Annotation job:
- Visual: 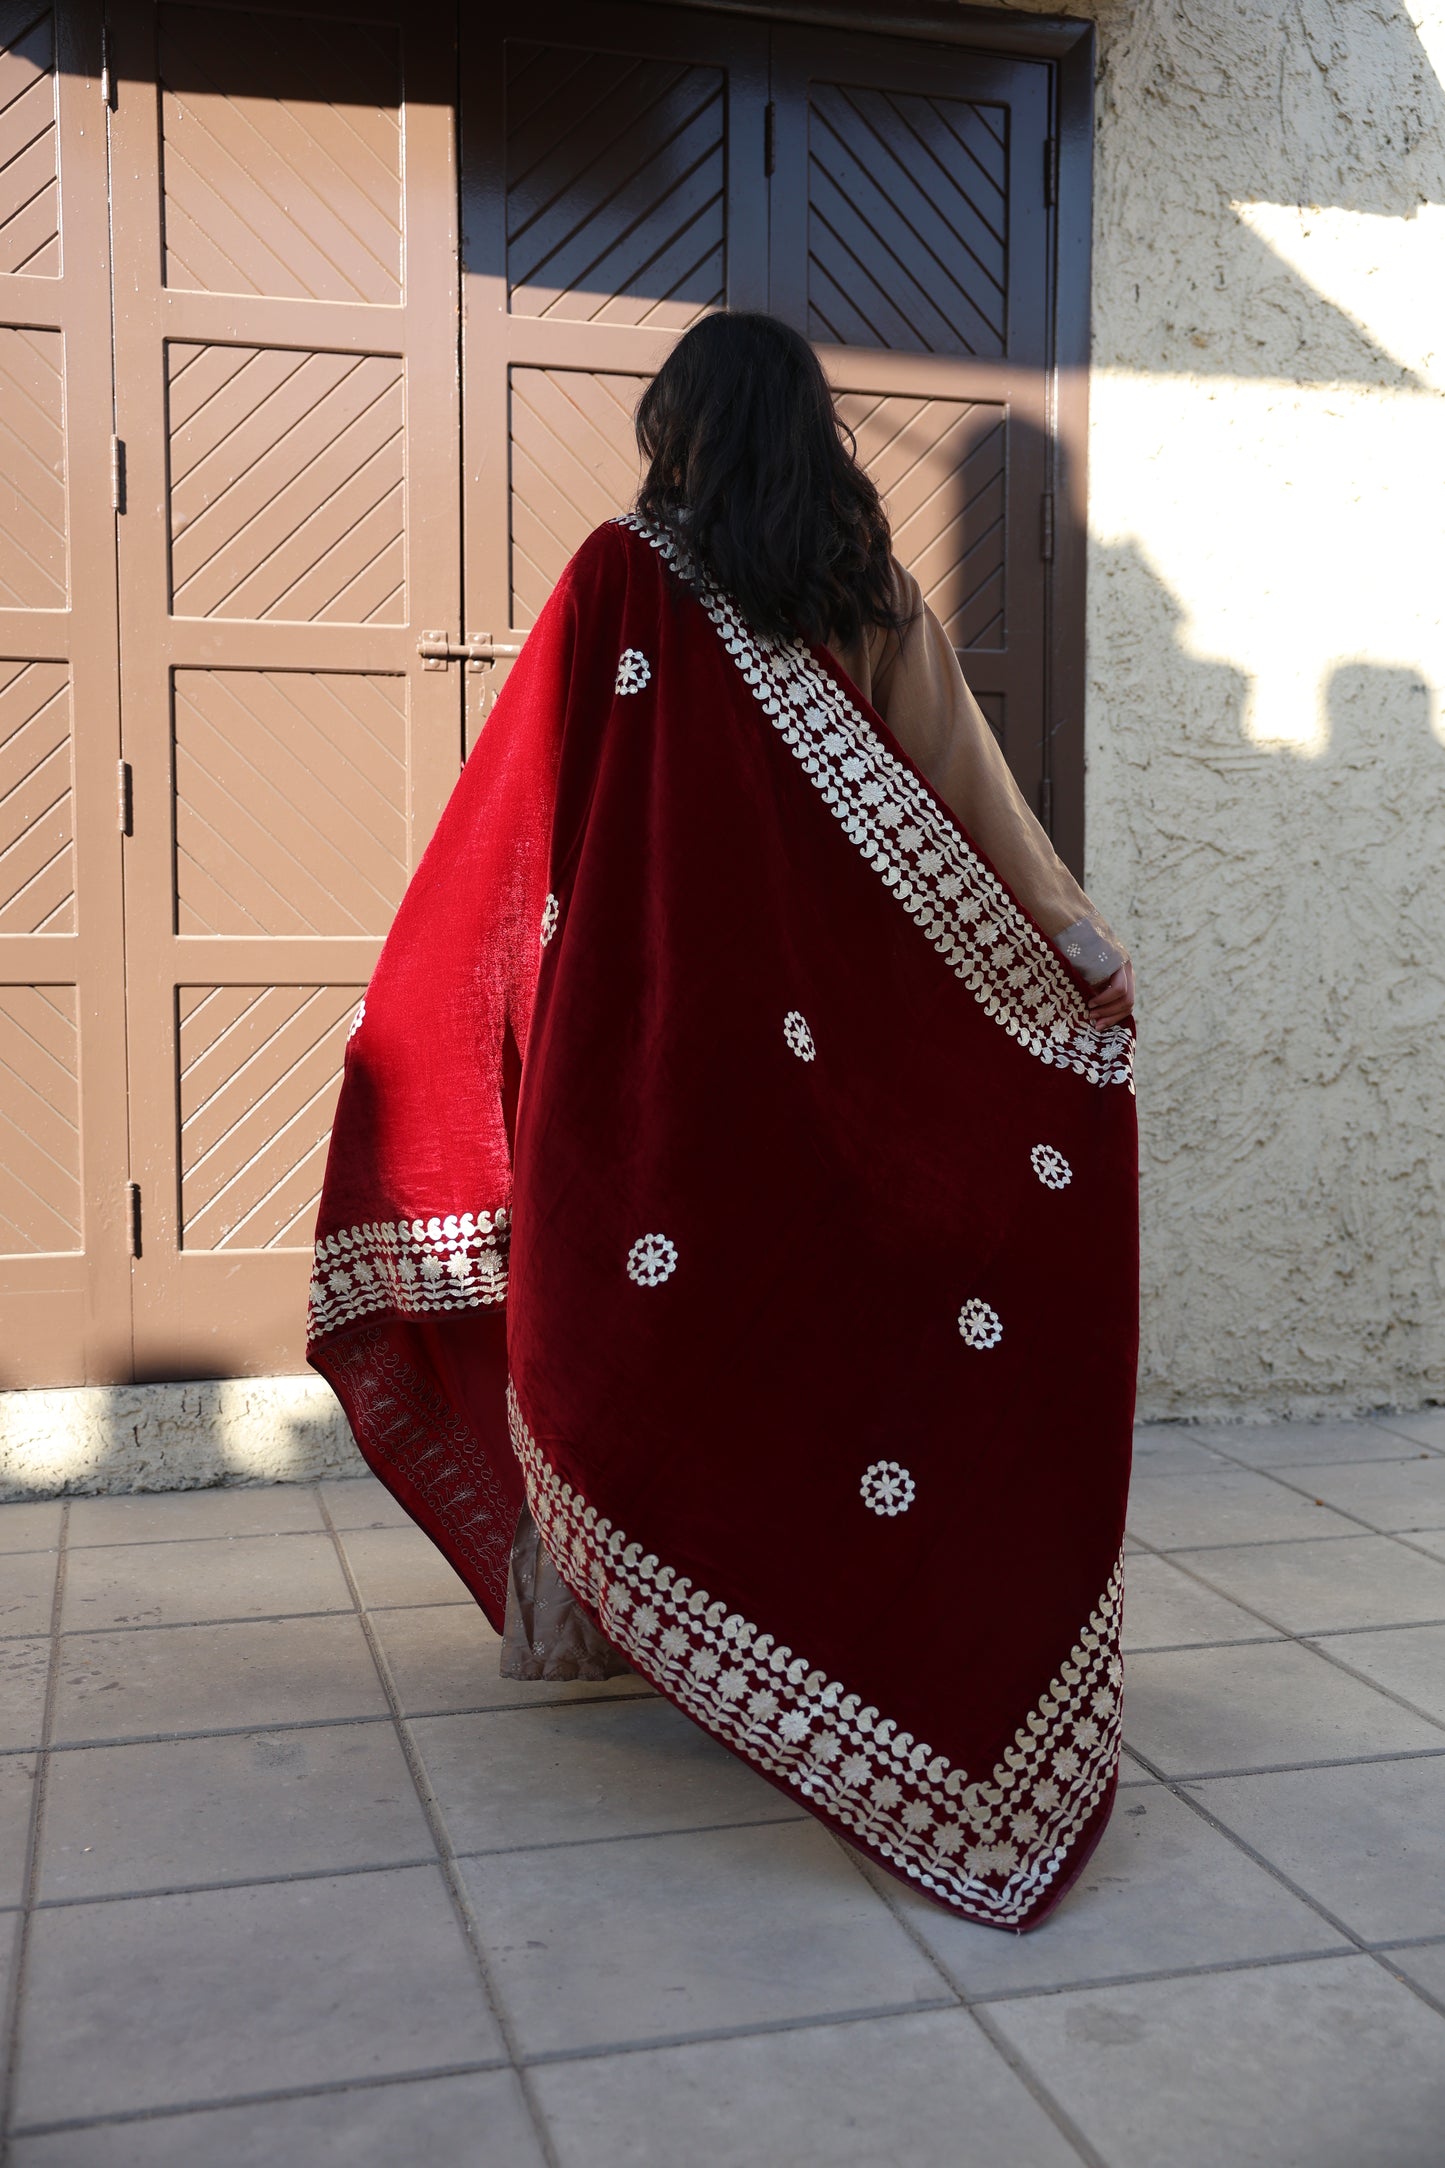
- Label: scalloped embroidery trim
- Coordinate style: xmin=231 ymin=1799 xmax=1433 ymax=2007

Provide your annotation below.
xmin=308 ymin=1210 xmax=509 ymax=1340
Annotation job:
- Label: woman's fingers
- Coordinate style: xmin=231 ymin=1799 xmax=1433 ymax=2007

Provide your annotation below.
xmin=1086 ymin=963 xmax=1135 ymax=1025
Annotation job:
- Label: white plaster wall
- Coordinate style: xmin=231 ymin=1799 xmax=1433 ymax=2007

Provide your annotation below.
xmin=996 ymin=0 xmax=1445 ymax=1416
xmin=0 ymin=1375 xmax=364 ymax=1501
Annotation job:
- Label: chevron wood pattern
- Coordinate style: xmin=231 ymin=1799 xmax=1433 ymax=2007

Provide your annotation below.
xmin=510 ymin=367 xmax=643 ymax=625
xmin=0 ymin=324 xmax=65 ymax=608
xmin=838 ymin=390 xmax=1006 ymax=649
xmin=507 ymin=41 xmax=723 ymax=327
xmin=158 ymin=3 xmax=401 ymax=302
xmin=808 ymin=85 xmax=1007 ymax=357
xmin=0 ymin=657 xmax=71 ymax=931
xmin=0 ymin=5 xmax=58 ymax=277
xmin=174 ymin=668 xmax=407 ymax=935
xmin=0 ymin=982 xmax=78 ymax=1252
xmin=178 ymin=983 xmax=361 ymax=1250
xmin=168 ymin=342 xmax=405 ymax=623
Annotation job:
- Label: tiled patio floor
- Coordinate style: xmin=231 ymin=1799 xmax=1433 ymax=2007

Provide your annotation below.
xmin=3 ymin=1412 xmax=1445 ymax=2165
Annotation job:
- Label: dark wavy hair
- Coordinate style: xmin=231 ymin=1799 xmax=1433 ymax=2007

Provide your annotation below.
xmin=635 ymin=312 xmax=902 ymax=645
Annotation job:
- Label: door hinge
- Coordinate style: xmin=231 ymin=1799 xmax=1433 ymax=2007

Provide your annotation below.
xmin=763 ymin=101 xmax=776 ymax=177
xmin=1038 ymin=776 xmax=1053 ymax=831
xmin=1040 ymin=492 xmax=1055 ymax=562
xmin=1044 ymin=135 xmax=1059 ymax=207
xmin=417 ymin=630 xmax=523 ymax=673
xmin=117 ymin=759 xmax=132 ymax=835
xmin=100 ymin=25 xmax=113 ymax=108
xmin=110 ymin=435 xmax=126 ymax=513
xmin=125 ymin=1182 xmax=142 ymax=1259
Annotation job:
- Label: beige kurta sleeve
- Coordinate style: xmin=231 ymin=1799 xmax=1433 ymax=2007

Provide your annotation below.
xmin=827 ymin=562 xmax=1127 ymax=984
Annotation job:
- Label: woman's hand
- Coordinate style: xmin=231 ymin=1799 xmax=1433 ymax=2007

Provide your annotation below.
xmin=1086 ymin=961 xmax=1135 ymax=1028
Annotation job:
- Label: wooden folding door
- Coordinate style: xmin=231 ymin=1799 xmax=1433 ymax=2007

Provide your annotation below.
xmin=108 ymin=0 xmax=463 ymax=1376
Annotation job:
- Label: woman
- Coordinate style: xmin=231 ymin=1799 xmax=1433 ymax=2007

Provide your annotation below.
xmin=309 ymin=313 xmax=1138 ymax=1933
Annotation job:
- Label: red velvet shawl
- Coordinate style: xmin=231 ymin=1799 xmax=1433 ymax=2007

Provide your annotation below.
xmin=309 ymin=517 xmax=1138 ymax=1932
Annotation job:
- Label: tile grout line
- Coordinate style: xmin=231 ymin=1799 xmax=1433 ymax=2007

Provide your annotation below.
xmin=1125 ymin=1529 xmax=1445 ymax=1738
xmin=819 ymin=1835 xmax=1108 ymax=2168
xmin=0 ymin=1500 xmax=68 ymax=2167
xmin=1120 ymin=1736 xmax=1445 ymax=2024
xmin=314 ymin=1489 xmax=564 ymax=2168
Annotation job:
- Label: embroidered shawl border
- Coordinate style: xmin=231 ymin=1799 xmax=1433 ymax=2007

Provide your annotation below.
xmin=307 ymin=1210 xmax=510 ymax=1340
xmin=509 ymin=1382 xmax=1124 ymax=1928
xmin=617 ymin=516 xmax=1134 ymax=1094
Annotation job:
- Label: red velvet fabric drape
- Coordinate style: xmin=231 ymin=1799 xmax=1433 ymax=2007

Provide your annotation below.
xmin=309 ymin=519 xmax=1138 ymax=1930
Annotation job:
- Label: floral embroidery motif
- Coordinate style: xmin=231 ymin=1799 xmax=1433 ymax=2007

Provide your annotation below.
xmin=308 ymin=1210 xmax=509 ymax=1339
xmin=347 ymin=998 xmax=366 ymax=1042
xmin=861 ymin=1460 xmax=915 ymax=1516
xmin=958 ymin=1298 xmax=1003 ymax=1350
xmin=540 ymin=893 xmax=560 ymax=948
xmin=615 ymin=648 xmax=652 ymax=695
xmin=508 ymin=1382 xmax=1124 ymax=1927
xmin=626 ymin=1232 xmax=678 ymax=1287
xmin=617 ymin=517 xmax=1133 ymax=1094
xmin=783 ymin=1011 xmax=816 ymax=1062
xmin=1031 ymin=1143 xmax=1072 ymax=1190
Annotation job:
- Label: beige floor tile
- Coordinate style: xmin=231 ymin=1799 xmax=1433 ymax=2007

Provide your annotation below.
xmin=11 ymin=2070 xmax=543 ymax=2168
xmin=334 ymin=1523 xmax=471 ymax=1609
xmin=1390 ymin=1940 xmax=1445 ymax=2006
xmin=874 ymin=1783 xmax=1342 ymax=1996
xmin=1285 ymin=1456 xmax=1445 ymax=1533
xmin=68 ymin=1488 xmax=324 ymax=1547
xmin=368 ymin=1600 xmax=648 ymax=1716
xmin=0 ymin=1638 xmax=50 ymax=1751
xmin=1126 ymin=1465 xmax=1357 ymax=1550
xmin=1130 ymin=1426 xmax=1231 ymax=1474
xmin=533 ymin=2008 xmax=1079 ymax=2168
xmin=1176 ymin=1534 xmax=1445 ymax=1634
xmin=318 ymin=1473 xmax=412 ymax=1530
xmin=1191 ymin=1418 xmax=1429 ymax=1469
xmin=413 ymin=1697 xmax=798 ymax=1855
xmin=41 ymin=1723 xmax=434 ymax=1900
xmin=62 ymin=1533 xmax=352 ymax=1633
xmin=0 ymin=1501 xmax=63 ymax=1553
xmin=52 ymin=1615 xmax=388 ymax=1745
xmin=462 ymin=1819 xmax=946 ymax=2054
xmin=1374 ymin=1410 xmax=1445 ymax=1452
xmin=1193 ymin=1756 xmax=1445 ymax=1942
xmin=14 ymin=1865 xmax=501 ymax=2124
xmin=1123 ymin=1640 xmax=1443 ymax=1775
xmin=1123 ymin=1551 xmax=1281 ymax=1649
xmin=0 ymin=1754 xmax=36 ymax=1905
xmin=0 ymin=1551 xmax=59 ymax=1638
xmin=1317 ymin=1622 xmax=1445 ymax=1724
xmin=987 ymin=1956 xmax=1445 ymax=2168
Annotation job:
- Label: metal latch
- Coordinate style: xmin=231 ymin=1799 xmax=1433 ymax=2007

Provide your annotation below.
xmin=417 ymin=631 xmax=524 ymax=673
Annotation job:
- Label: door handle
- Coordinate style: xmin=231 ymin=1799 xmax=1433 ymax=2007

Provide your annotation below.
xmin=418 ymin=631 xmax=524 ymax=672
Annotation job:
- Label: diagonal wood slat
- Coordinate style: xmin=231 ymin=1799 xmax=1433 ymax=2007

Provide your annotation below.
xmin=178 ymin=982 xmax=361 ymax=1249
xmin=174 ymin=668 xmax=407 ymax=935
xmin=510 ymin=367 xmax=643 ymax=626
xmin=808 ymin=85 xmax=1007 ymax=358
xmin=0 ymin=6 xmax=59 ymax=277
xmin=0 ymin=657 xmax=71 ymax=930
xmin=0 ymin=982 xmax=78 ymax=1251
xmin=0 ymin=324 xmax=65 ymax=606
xmin=167 ymin=343 xmax=404 ymax=623
xmin=158 ymin=4 xmax=401 ymax=302
xmin=507 ymin=43 xmax=724 ymax=328
xmin=839 ymin=391 xmax=1007 ymax=650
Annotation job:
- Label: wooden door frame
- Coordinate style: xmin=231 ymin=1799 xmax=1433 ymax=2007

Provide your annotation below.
xmin=624 ymin=0 xmax=1094 ymax=876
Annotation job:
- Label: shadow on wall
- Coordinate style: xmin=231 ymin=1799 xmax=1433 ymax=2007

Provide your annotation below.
xmin=0 ymin=1375 xmax=365 ymax=1500
xmin=1068 ymin=0 xmax=1445 ymax=383
xmin=1095 ymin=538 xmax=1445 ymax=1413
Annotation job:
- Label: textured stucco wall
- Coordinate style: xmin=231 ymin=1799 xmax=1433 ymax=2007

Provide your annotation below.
xmin=997 ymin=0 xmax=1445 ymax=1416
xmin=0 ymin=1376 xmax=363 ymax=1501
